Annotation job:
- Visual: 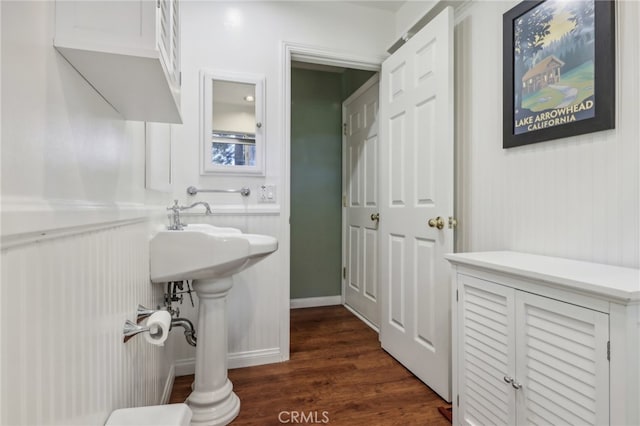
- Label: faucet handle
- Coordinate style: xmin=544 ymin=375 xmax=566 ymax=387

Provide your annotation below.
xmin=167 ymin=200 xmax=180 ymax=211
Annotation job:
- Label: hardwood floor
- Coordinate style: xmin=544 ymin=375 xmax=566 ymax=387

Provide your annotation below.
xmin=170 ymin=306 xmax=451 ymax=425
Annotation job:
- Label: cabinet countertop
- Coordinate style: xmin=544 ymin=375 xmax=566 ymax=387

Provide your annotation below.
xmin=445 ymin=251 xmax=640 ymax=303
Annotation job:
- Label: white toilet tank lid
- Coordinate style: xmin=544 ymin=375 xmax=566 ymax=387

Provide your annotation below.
xmin=106 ymin=403 xmax=192 ymax=426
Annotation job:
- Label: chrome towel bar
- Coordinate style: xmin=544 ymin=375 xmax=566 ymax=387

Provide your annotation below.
xmin=186 ymin=186 xmax=251 ymax=197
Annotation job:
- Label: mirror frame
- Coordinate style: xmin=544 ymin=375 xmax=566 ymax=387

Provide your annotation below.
xmin=200 ymin=69 xmax=266 ymax=176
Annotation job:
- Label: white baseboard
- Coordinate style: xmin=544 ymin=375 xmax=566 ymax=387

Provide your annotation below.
xmin=229 ymin=348 xmax=282 ymax=369
xmin=290 ymin=296 xmax=342 ymax=309
xmin=161 ymin=364 xmax=176 ymax=404
xmin=174 ymin=348 xmax=283 ymax=377
xmin=343 ymin=304 xmax=380 ymax=333
xmin=174 ymin=358 xmax=195 ymax=377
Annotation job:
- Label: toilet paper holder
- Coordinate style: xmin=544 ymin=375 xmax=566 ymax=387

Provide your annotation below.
xmin=122 ymin=305 xmax=197 ymax=346
xmin=122 ymin=306 xmax=170 ymax=344
xmin=123 ymin=320 xmax=152 ymax=343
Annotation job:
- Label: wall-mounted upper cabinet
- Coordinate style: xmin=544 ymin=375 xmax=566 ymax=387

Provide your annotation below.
xmin=54 ymin=0 xmax=182 ymax=123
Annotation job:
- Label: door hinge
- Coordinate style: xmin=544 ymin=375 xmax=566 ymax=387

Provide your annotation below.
xmin=457 ymin=395 xmax=459 ymax=406
xmin=342 ymin=195 xmax=347 ymax=207
xmin=156 ymin=0 xmax=160 ymax=8
xmin=343 ymin=267 xmax=346 ymax=279
xmin=343 ymin=123 xmax=347 ymax=136
xmin=456 ymin=289 xmax=459 ymax=302
xmin=178 ymin=71 xmax=182 ymax=86
xmin=607 ymin=341 xmax=610 ymax=361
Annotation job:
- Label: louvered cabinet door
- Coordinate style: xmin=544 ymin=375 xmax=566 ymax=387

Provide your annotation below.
xmin=515 ymin=292 xmax=610 ymax=426
xmin=458 ymin=275 xmax=517 ymax=426
xmin=157 ymin=0 xmax=180 ymax=87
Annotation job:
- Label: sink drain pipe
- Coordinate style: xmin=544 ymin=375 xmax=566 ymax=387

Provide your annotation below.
xmin=171 ymin=318 xmax=197 ymax=346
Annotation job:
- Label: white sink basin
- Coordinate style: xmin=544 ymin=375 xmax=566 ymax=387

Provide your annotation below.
xmin=150 ymin=224 xmax=278 ymax=283
xmin=182 ymin=223 xmax=242 ymax=234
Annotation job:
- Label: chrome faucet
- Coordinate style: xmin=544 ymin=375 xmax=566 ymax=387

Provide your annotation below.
xmin=184 ymin=201 xmax=213 ymax=215
xmin=167 ymin=200 xmax=185 ymax=230
xmin=166 ymin=200 xmax=213 ymax=230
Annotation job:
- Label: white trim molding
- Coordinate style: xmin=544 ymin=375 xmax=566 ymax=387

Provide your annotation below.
xmin=343 ymin=304 xmax=380 ymax=333
xmin=174 ymin=348 xmax=283 ymax=377
xmin=174 ymin=358 xmax=196 ymax=378
xmin=161 ymin=364 xmax=176 ymax=404
xmin=0 ymin=196 xmax=163 ymax=249
xmin=285 ymin=41 xmax=385 ymax=71
xmin=199 ymin=69 xmax=267 ymax=177
xmin=180 ymin=204 xmax=281 ymax=217
xmin=290 ymin=296 xmax=342 ymax=309
xmin=280 ymin=40 xmax=384 ymax=366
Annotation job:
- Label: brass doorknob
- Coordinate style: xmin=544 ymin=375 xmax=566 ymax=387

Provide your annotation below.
xmin=428 ymin=216 xmax=445 ymax=229
xmin=370 ymin=213 xmax=380 ymax=222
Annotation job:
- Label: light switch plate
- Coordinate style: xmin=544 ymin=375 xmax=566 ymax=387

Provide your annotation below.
xmin=258 ymin=184 xmax=276 ymax=203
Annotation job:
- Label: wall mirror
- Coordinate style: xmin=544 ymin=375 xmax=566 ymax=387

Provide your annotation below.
xmin=200 ymin=70 xmax=265 ymax=175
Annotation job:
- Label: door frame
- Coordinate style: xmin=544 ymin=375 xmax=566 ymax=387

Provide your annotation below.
xmin=281 ymin=42 xmax=383 ymax=360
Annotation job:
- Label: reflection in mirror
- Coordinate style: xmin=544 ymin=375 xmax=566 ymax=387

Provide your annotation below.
xmin=212 ymin=80 xmax=256 ymax=166
xmin=201 ymin=70 xmax=265 ymax=175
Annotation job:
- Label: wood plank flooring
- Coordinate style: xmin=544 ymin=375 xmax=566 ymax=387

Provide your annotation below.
xmin=170 ymin=306 xmax=451 ymax=425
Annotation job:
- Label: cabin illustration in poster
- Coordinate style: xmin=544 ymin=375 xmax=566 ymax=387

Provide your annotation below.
xmin=514 ymin=0 xmax=596 ymax=135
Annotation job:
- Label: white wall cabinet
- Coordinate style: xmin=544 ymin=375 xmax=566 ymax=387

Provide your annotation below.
xmin=447 ymin=252 xmax=640 ymax=426
xmin=54 ymin=0 xmax=181 ymax=123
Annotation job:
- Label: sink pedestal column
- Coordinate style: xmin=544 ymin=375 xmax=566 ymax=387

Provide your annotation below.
xmin=187 ymin=277 xmax=240 ymax=426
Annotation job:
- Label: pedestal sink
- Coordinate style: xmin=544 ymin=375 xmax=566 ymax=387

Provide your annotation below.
xmin=150 ymin=224 xmax=278 ymax=425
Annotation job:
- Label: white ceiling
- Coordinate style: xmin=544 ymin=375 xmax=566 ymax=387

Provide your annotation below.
xmin=212 ymin=80 xmax=255 ymax=107
xmin=346 ymin=1 xmax=406 ymax=12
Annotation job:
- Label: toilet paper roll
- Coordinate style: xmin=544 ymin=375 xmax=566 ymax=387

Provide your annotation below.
xmin=144 ymin=311 xmax=172 ymax=347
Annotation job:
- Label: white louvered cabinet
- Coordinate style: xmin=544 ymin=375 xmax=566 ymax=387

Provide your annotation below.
xmin=54 ymin=0 xmax=181 ymax=123
xmin=447 ymin=252 xmax=640 ymax=426
xmin=457 ymin=277 xmax=516 ymax=425
xmin=514 ymin=291 xmax=609 ymax=425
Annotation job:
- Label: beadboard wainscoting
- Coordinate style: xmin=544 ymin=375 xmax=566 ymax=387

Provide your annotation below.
xmin=454 ymin=0 xmax=640 ymax=269
xmin=169 ymin=212 xmax=284 ymax=374
xmin=0 ymin=220 xmax=172 ymax=425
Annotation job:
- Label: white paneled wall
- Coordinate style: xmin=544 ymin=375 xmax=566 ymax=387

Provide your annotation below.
xmin=170 ymin=213 xmax=283 ymax=373
xmin=1 ymin=221 xmax=171 ymax=425
xmin=454 ymin=1 xmax=640 ymax=268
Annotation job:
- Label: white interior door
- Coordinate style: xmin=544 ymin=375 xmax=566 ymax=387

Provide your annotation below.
xmin=343 ymin=75 xmax=380 ymax=328
xmin=379 ymin=6 xmax=454 ymax=401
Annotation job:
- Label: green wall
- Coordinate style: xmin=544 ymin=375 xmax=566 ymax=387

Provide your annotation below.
xmin=341 ymin=68 xmax=378 ymax=101
xmin=290 ymin=67 xmax=375 ymax=300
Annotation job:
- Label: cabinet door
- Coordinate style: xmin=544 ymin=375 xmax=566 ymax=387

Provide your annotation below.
xmin=55 ymin=1 xmax=157 ymax=52
xmin=458 ymin=275 xmax=517 ymax=426
xmin=157 ymin=0 xmax=181 ymax=87
xmin=515 ymin=292 xmax=609 ymax=425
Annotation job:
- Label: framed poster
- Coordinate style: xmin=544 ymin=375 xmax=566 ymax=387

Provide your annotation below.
xmin=503 ymin=0 xmax=615 ymax=148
